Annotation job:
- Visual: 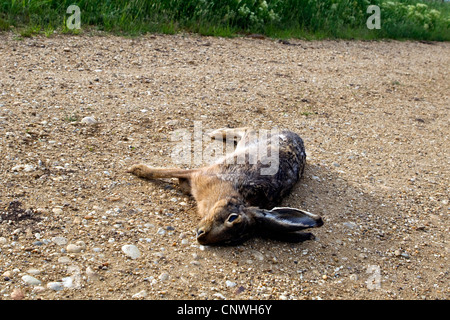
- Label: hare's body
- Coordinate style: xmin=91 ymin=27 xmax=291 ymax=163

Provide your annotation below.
xmin=128 ymin=128 xmax=322 ymax=245
xmin=212 ymin=129 xmax=306 ymax=209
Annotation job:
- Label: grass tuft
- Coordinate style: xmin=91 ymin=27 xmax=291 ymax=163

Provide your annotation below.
xmin=0 ymin=0 xmax=448 ymax=40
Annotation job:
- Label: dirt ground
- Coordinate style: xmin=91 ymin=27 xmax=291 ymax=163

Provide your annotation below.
xmin=0 ymin=33 xmax=448 ymax=300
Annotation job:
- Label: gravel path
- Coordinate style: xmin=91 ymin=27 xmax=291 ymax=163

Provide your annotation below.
xmin=0 ymin=33 xmax=448 ymax=300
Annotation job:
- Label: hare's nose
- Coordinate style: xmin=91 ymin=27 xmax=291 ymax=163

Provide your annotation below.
xmin=196 ymin=228 xmax=206 ymax=238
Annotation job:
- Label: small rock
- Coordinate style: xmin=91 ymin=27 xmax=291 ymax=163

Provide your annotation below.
xmin=22 ymin=275 xmax=42 ymax=286
xmin=11 ymin=288 xmax=25 ymax=300
xmin=23 ymin=164 xmax=35 ymax=172
xmin=66 ymin=243 xmax=83 ymax=253
xmin=401 ymin=252 xmax=410 ymax=259
xmin=122 ymin=244 xmax=141 ymax=259
xmin=52 ymin=208 xmax=63 ymax=214
xmin=52 ymin=236 xmax=68 ymax=245
xmin=80 ymin=116 xmax=97 ymax=125
xmin=343 ymin=222 xmax=357 ymax=229
xmin=27 ymin=268 xmax=41 ymax=275
xmin=11 ymin=164 xmax=25 ymax=172
xmin=165 ymin=120 xmax=179 ymax=126
xmin=226 ymin=280 xmax=237 ymax=288
xmin=58 ymin=256 xmax=71 ymax=264
xmin=62 ymin=277 xmax=74 ymax=288
xmin=159 ymin=272 xmax=169 ymax=281
xmin=0 ymin=237 xmax=7 ymax=245
xmin=213 ymin=292 xmax=226 ymax=300
xmin=132 ymin=290 xmax=147 ymax=299
xmin=235 ymin=286 xmax=245 ymax=295
xmin=349 ymin=274 xmax=358 ymax=281
xmin=47 ymin=282 xmax=64 ymax=291
xmin=33 ymin=286 xmax=46 ymax=293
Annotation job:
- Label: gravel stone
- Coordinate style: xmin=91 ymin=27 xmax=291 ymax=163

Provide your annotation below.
xmin=66 ymin=244 xmax=83 ymax=253
xmin=121 ymin=244 xmax=141 ymax=259
xmin=47 ymin=282 xmax=64 ymax=291
xmin=81 ymin=116 xmax=97 ymax=125
xmin=22 ymin=275 xmax=42 ymax=286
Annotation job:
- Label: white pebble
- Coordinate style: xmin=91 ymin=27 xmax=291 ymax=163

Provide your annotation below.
xmin=23 ymin=164 xmax=35 ymax=172
xmin=52 ymin=208 xmax=63 ymax=214
xmin=226 ymin=280 xmax=237 ymax=287
xmin=27 ymin=268 xmax=41 ymax=275
xmin=159 ymin=272 xmax=169 ymax=281
xmin=81 ymin=116 xmax=97 ymax=125
xmin=52 ymin=236 xmax=68 ymax=245
xmin=132 ymin=290 xmax=148 ymax=299
xmin=47 ymin=282 xmax=64 ymax=291
xmin=213 ymin=293 xmax=226 ymax=300
xmin=67 ymin=243 xmax=83 ymax=253
xmin=62 ymin=277 xmax=73 ymax=288
xmin=343 ymin=222 xmax=357 ymax=229
xmin=122 ymin=244 xmax=141 ymax=259
xmin=11 ymin=164 xmax=25 ymax=172
xmin=58 ymin=256 xmax=71 ymax=264
xmin=22 ymin=275 xmax=42 ymax=286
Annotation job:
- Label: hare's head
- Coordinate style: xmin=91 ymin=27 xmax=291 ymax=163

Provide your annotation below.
xmin=196 ymin=197 xmax=323 ymax=245
xmin=196 ymin=197 xmax=251 ymax=245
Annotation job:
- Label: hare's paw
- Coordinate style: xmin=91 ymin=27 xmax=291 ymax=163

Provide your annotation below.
xmin=127 ymin=164 xmax=153 ymax=178
xmin=208 ymin=127 xmax=250 ymax=140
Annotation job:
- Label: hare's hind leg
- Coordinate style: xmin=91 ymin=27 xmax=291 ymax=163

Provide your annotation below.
xmin=127 ymin=164 xmax=195 ymax=195
xmin=127 ymin=164 xmax=197 ymax=180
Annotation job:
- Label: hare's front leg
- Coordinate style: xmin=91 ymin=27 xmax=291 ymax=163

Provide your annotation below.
xmin=208 ymin=127 xmax=250 ymax=141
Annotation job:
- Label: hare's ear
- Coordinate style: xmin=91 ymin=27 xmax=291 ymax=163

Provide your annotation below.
xmin=251 ymin=207 xmax=323 ymax=234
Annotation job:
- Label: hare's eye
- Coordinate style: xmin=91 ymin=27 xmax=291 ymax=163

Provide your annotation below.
xmin=227 ymin=213 xmax=239 ymax=223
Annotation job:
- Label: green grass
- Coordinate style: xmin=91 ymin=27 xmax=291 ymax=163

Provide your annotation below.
xmin=0 ymin=0 xmax=449 ymax=40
